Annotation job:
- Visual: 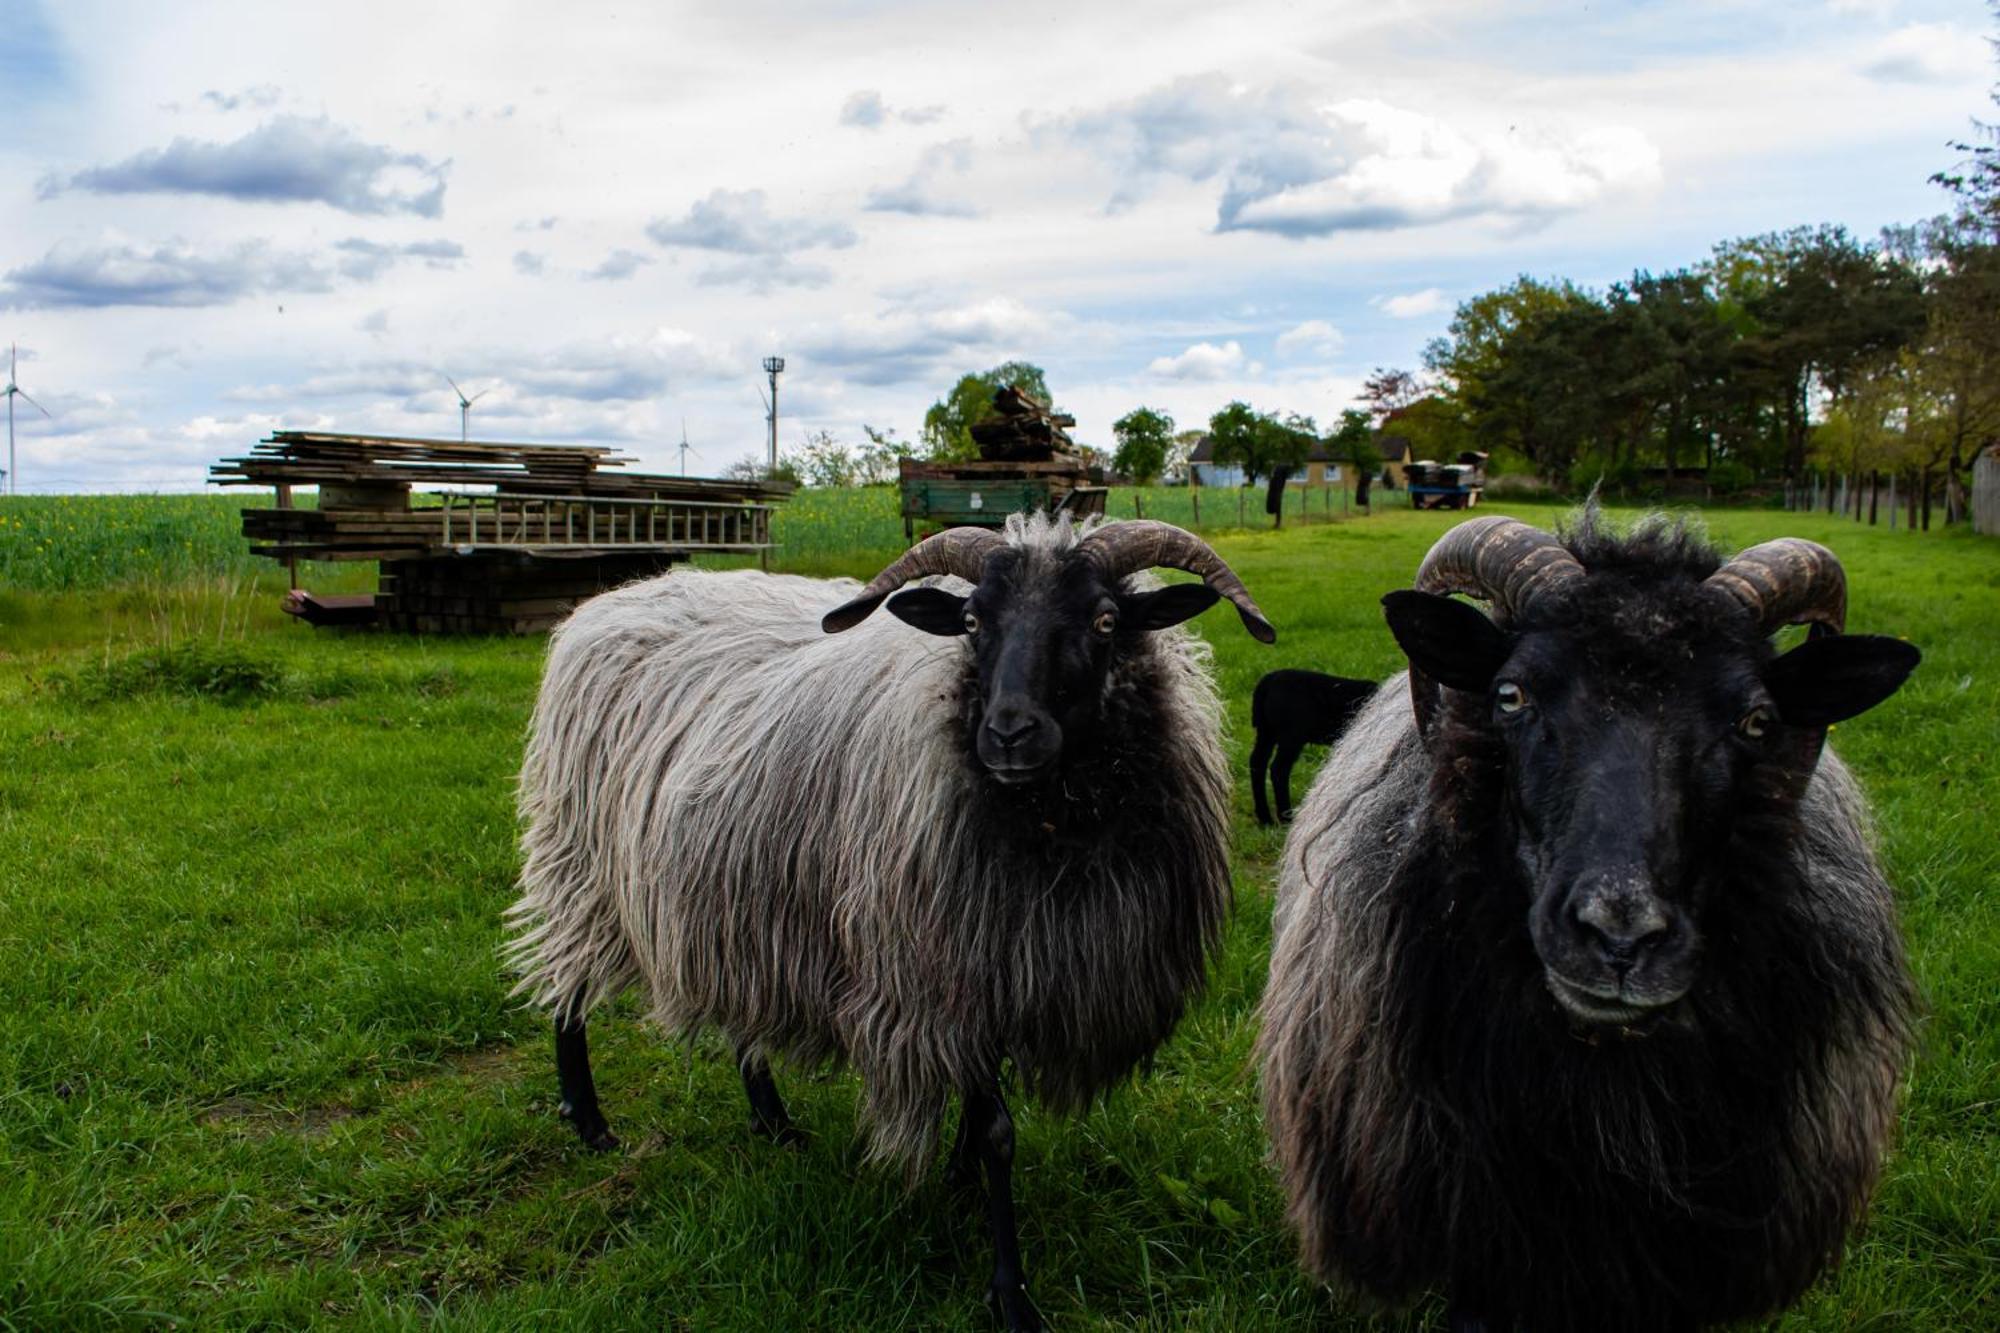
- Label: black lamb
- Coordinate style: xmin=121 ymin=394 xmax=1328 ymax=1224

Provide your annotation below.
xmin=1249 ymin=669 xmax=1376 ymax=824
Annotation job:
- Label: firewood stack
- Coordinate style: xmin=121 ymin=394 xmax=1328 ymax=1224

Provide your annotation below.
xmin=969 ymin=385 xmax=1078 ymax=462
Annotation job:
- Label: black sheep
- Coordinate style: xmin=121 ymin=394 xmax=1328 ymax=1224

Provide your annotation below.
xmin=1249 ymin=669 xmax=1376 ymax=824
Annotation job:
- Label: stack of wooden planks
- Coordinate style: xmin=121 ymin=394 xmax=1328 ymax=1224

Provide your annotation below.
xmin=209 ymin=430 xmax=791 ymax=634
xmin=969 ymin=385 xmax=1078 ymax=462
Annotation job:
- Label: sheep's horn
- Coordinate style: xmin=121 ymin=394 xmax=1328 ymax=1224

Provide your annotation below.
xmin=1079 ymin=519 xmax=1275 ymax=642
xmin=822 ymin=527 xmax=1008 ymax=633
xmin=1414 ymin=515 xmax=1583 ymax=625
xmin=1704 ymin=538 xmax=1846 ymax=636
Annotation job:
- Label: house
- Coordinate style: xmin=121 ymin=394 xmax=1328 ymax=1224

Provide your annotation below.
xmin=1377 ymin=432 xmax=1413 ymax=488
xmin=1186 ymin=435 xmax=1244 ymax=487
xmin=1187 ymin=434 xmax=1345 ymax=488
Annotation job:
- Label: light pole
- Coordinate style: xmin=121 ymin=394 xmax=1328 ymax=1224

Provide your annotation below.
xmin=763 ymin=355 xmax=785 ymax=476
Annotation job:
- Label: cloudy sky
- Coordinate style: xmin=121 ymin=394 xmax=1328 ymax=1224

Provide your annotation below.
xmin=0 ymin=0 xmax=1991 ymax=491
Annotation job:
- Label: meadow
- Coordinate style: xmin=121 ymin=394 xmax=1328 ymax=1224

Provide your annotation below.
xmin=0 ymin=491 xmax=1994 ymax=1330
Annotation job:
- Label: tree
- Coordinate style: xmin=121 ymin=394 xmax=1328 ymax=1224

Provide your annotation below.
xmin=857 ymin=424 xmax=915 ymax=485
xmin=1361 ymin=367 xmax=1425 ymax=422
xmin=1331 ymin=408 xmax=1380 ymax=473
xmin=921 ymin=361 xmax=1053 ymax=462
xmin=1207 ymin=402 xmax=1313 ymax=486
xmin=783 ymin=430 xmax=858 ymax=487
xmin=1112 ymin=406 xmax=1174 ymax=484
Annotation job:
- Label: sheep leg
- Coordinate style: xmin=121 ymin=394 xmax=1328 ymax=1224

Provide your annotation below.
xmin=1272 ymin=742 xmax=1304 ymax=823
xmin=555 ymin=1011 xmax=619 ymax=1152
xmin=736 ymin=1043 xmax=805 ymax=1146
xmin=966 ymin=1087 xmax=1041 ymax=1332
xmin=1250 ymin=733 xmax=1276 ymax=825
xmin=944 ymin=1101 xmax=981 ymax=1191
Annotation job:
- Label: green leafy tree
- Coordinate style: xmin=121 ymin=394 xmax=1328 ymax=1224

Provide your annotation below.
xmin=857 ymin=424 xmax=915 ymax=485
xmin=1111 ymin=406 xmax=1174 ymax=484
xmin=1207 ymin=401 xmax=1313 ymax=486
xmin=1331 ymin=408 xmax=1381 ymax=474
xmin=921 ymin=361 xmax=1053 ymax=462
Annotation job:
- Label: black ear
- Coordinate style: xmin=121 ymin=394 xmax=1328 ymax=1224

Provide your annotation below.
xmin=1765 ymin=634 xmax=1919 ymax=728
xmin=1381 ymin=590 xmax=1512 ymax=692
xmin=886 ymin=587 xmax=970 ymax=636
xmin=1121 ymin=583 xmax=1222 ymax=632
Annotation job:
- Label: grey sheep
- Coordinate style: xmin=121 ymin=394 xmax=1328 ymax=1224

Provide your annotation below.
xmin=507 ymin=512 xmax=1273 ymax=1330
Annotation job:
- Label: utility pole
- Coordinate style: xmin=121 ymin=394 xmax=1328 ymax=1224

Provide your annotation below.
xmin=763 ymin=356 xmax=785 ymax=475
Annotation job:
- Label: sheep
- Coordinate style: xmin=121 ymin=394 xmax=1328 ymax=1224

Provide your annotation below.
xmin=506 ymin=512 xmax=1274 ymax=1332
xmin=1248 ymin=668 xmax=1376 ymax=824
xmin=1258 ymin=510 xmax=1920 ymax=1333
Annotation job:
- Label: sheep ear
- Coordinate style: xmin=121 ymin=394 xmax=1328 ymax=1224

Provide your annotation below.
xmin=1382 ymin=590 xmax=1512 ymax=692
xmin=1121 ymin=583 xmax=1221 ymax=632
xmin=1765 ymin=634 xmax=1919 ymax=728
xmin=886 ymin=587 xmax=970 ymax=636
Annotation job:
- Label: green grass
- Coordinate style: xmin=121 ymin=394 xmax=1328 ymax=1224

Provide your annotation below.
xmin=0 ymin=500 xmax=1995 ymax=1329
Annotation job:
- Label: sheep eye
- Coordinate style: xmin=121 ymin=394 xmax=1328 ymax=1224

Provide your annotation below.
xmin=1738 ymin=705 xmax=1773 ymax=739
xmin=962 ymin=612 xmax=980 ymax=635
xmin=1092 ymin=610 xmax=1117 ymax=637
xmin=1495 ymin=682 xmax=1527 ymax=714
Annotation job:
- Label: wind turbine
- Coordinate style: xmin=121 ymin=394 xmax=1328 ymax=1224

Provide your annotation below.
xmin=445 ymin=375 xmax=491 ymax=442
xmin=4 ymin=343 xmax=50 ymax=496
xmin=676 ymin=418 xmax=704 ymax=476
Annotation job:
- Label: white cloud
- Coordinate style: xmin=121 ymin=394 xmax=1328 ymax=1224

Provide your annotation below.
xmin=1058 ymin=77 xmax=1661 ymax=236
xmin=798 ymin=297 xmax=1049 ymax=385
xmin=865 ymin=140 xmax=979 ymax=217
xmin=1275 ymin=320 xmax=1343 ymax=358
xmin=646 ymin=188 xmax=856 ymax=255
xmin=45 ymin=115 xmax=449 ymax=216
xmin=583 ymin=248 xmax=651 ymax=281
xmin=1378 ymin=287 xmax=1447 ymax=318
xmin=1147 ymin=340 xmax=1253 ymax=380
xmin=1859 ymin=23 xmax=1990 ymax=83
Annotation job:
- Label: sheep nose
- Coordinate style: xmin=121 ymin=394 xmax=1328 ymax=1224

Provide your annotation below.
xmin=985 ymin=713 xmax=1040 ymax=749
xmin=1570 ymin=886 xmax=1672 ymax=969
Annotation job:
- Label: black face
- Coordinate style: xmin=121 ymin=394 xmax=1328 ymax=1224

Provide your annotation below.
xmin=1384 ymin=589 xmax=1919 ymax=1029
xmin=887 ymin=552 xmax=1221 ymax=785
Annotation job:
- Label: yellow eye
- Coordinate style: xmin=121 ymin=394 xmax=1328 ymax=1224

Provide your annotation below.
xmin=962 ymin=612 xmax=980 ymax=635
xmin=1093 ymin=610 xmax=1117 ymax=636
xmin=1496 ymin=682 xmax=1527 ymax=714
xmin=1739 ymin=706 xmax=1772 ymax=739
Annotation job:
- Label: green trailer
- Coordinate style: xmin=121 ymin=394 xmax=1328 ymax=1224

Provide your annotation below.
xmin=899 ymin=457 xmax=1108 ymax=542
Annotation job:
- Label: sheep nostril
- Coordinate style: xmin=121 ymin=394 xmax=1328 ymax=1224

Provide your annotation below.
xmin=1571 ymin=896 xmax=1672 ymax=968
xmin=985 ymin=715 xmax=1040 ymax=748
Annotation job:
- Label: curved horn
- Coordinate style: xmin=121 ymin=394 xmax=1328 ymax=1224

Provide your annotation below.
xmin=1414 ymin=515 xmax=1584 ymax=625
xmin=1079 ymin=519 xmax=1275 ymax=642
xmin=822 ymin=527 xmax=1008 ymax=633
xmin=1703 ymin=538 xmax=1846 ymax=636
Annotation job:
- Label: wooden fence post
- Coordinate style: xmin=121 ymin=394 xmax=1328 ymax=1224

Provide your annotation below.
xmin=1192 ymin=490 xmax=1200 ymax=526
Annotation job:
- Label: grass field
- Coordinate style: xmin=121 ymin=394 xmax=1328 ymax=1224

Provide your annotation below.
xmin=0 ymin=496 xmax=1994 ymax=1329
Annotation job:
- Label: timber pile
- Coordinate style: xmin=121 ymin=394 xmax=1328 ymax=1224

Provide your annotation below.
xmin=208 ymin=430 xmax=789 ymax=634
xmin=969 ymin=385 xmax=1078 ymax=462
xmin=210 ymin=431 xmax=786 ymax=504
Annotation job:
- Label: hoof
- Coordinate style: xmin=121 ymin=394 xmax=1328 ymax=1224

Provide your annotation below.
xmin=985 ymin=1279 xmax=1042 ymax=1332
xmin=1278 ymin=810 xmax=1295 ymax=825
xmin=559 ymin=1101 xmax=620 ymax=1153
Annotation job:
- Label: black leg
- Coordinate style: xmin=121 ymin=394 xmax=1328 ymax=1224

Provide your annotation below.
xmin=1250 ymin=734 xmax=1275 ymax=825
xmin=737 ymin=1042 xmax=805 ymax=1146
xmin=555 ymin=1010 xmax=619 ymax=1152
xmin=965 ymin=1087 xmax=1041 ymax=1332
xmin=944 ymin=1100 xmax=981 ymax=1191
xmin=1447 ymin=1306 xmax=1512 ymax=1333
xmin=1273 ymin=742 xmax=1304 ymax=823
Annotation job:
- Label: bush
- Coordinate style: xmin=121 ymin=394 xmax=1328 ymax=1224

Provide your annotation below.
xmin=49 ymin=642 xmax=361 ymax=704
xmin=1708 ymin=459 xmax=1754 ymax=495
